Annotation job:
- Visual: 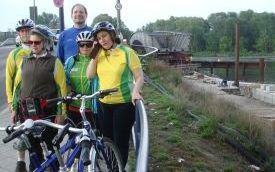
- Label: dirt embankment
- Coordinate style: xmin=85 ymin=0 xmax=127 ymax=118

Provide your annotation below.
xmin=144 ymin=85 xmax=252 ymax=172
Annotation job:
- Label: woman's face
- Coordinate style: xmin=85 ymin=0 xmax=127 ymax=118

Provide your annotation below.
xmin=96 ymin=31 xmax=113 ymax=50
xmin=29 ymin=35 xmax=44 ymax=54
xmin=18 ymin=27 xmax=31 ymax=43
xmin=78 ymin=41 xmax=93 ymax=56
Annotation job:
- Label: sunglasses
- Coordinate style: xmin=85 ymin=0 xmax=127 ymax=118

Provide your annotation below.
xmin=79 ymin=42 xmax=93 ymax=48
xmin=28 ymin=40 xmax=42 ymax=45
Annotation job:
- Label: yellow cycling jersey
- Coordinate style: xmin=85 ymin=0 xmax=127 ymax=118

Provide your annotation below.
xmin=97 ymin=45 xmax=142 ymax=104
xmin=5 ymin=47 xmax=31 ymax=104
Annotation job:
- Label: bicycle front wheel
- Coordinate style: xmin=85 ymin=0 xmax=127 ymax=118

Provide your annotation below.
xmin=89 ymin=137 xmax=123 ymax=172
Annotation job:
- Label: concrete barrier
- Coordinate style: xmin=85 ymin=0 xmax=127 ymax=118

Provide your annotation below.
xmin=0 ymin=38 xmax=15 ymax=47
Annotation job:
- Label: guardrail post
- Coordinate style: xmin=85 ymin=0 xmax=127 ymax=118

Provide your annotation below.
xmin=259 ymin=58 xmax=264 ymax=83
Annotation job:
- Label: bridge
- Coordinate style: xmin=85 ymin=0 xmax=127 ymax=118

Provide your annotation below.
xmin=130 ymin=31 xmax=192 ymax=64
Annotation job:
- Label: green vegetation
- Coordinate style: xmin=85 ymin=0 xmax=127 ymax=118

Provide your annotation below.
xmin=198 ymin=117 xmax=218 ymax=139
xmin=141 ymin=10 xmax=275 ymax=55
xmin=91 ymin=14 xmax=133 ymax=40
xmin=139 ymin=59 xmax=256 ymax=171
xmin=36 ymin=12 xmax=60 ymax=29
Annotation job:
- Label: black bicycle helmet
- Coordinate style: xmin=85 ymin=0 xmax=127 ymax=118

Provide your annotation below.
xmin=92 ymin=21 xmax=116 ymax=37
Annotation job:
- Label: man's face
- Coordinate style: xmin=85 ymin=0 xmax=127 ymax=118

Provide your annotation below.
xmin=71 ymin=5 xmax=87 ymax=25
xmin=18 ymin=27 xmax=31 ymax=43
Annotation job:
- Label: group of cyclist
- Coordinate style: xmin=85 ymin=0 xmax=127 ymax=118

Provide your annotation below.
xmin=5 ymin=3 xmax=144 ymax=172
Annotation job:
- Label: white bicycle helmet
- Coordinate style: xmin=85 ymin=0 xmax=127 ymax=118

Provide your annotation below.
xmin=16 ymin=18 xmax=34 ymax=31
xmin=76 ymin=31 xmax=93 ymax=43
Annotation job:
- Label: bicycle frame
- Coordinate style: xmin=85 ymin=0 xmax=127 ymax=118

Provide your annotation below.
xmin=1 ymin=88 xmax=121 ymax=172
xmin=13 ymin=128 xmax=78 ymax=172
xmin=34 ymin=89 xmax=119 ymax=171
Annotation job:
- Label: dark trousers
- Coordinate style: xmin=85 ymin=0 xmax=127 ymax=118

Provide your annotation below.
xmin=67 ymin=109 xmax=95 ymax=128
xmin=98 ymin=102 xmax=135 ymax=168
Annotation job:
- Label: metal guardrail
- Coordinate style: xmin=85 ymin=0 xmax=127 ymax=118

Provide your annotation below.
xmin=130 ymin=44 xmax=159 ymax=58
xmin=0 ymin=38 xmax=15 ymax=47
xmin=134 ymin=100 xmax=149 ymax=172
xmin=131 ymin=44 xmax=158 ymax=172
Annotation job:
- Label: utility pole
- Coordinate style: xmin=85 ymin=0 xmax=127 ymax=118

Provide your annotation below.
xmin=53 ymin=0 xmax=65 ymax=31
xmin=59 ymin=7 xmax=64 ymax=31
xmin=30 ymin=0 xmax=37 ymax=23
xmin=33 ymin=0 xmax=36 ymax=23
xmin=115 ymin=0 xmax=122 ymax=38
xmin=233 ymin=21 xmax=240 ymax=87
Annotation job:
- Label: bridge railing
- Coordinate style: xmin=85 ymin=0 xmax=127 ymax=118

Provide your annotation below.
xmin=131 ymin=44 xmax=158 ymax=172
xmin=130 ymin=44 xmax=158 ymax=65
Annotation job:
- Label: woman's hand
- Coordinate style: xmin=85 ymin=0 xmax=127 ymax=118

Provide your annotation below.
xmin=90 ymin=41 xmax=101 ymax=59
xmin=132 ymin=90 xmax=143 ymax=105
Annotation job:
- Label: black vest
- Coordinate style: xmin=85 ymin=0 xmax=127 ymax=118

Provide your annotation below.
xmin=20 ymin=53 xmax=57 ymax=99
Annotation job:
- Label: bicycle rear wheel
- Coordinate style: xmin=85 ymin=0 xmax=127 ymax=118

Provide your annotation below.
xmin=89 ymin=137 xmax=123 ymax=172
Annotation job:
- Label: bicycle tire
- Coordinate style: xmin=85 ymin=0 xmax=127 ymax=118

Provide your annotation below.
xmin=89 ymin=137 xmax=123 ymax=172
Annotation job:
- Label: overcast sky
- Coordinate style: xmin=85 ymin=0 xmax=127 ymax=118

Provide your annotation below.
xmin=1 ymin=0 xmax=273 ymax=32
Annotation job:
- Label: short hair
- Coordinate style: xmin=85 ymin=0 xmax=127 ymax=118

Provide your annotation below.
xmin=71 ymin=3 xmax=87 ymax=15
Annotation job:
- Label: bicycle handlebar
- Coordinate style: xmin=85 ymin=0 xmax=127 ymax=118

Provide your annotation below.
xmin=3 ymin=129 xmax=25 ymax=143
xmin=46 ymin=88 xmax=118 ymax=104
xmin=1 ymin=119 xmax=85 ymax=144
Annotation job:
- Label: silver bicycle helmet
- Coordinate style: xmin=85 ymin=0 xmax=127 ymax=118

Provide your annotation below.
xmin=76 ymin=31 xmax=93 ymax=42
xmin=31 ymin=25 xmax=54 ymax=41
xmin=15 ymin=18 xmax=34 ymax=31
xmin=30 ymin=25 xmax=55 ymax=51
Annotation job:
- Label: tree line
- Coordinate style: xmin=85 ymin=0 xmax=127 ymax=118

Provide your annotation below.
xmin=35 ymin=10 xmax=275 ymax=56
xmin=141 ymin=10 xmax=275 ymax=56
xmin=35 ymin=13 xmax=133 ymax=41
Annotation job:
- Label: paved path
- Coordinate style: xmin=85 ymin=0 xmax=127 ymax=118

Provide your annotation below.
xmin=184 ymin=75 xmax=275 ymax=154
xmin=0 ymin=107 xmax=23 ymax=172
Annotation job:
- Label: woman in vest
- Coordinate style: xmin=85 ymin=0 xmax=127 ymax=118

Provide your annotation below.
xmin=86 ymin=21 xmax=144 ymax=169
xmin=12 ymin=25 xmax=67 ymax=171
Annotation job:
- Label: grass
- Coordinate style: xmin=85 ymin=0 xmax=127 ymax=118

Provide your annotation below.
xmin=140 ymin=83 xmax=250 ymax=171
xmin=131 ymin=58 xmax=275 ymax=171
xmin=198 ymin=117 xmax=219 ymax=138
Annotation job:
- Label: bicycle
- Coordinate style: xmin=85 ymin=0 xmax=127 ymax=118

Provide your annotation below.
xmin=1 ymin=88 xmax=124 ymax=172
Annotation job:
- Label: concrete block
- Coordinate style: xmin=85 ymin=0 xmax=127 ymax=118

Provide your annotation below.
xmin=260 ymin=84 xmax=269 ymax=90
xmin=266 ymin=85 xmax=275 ymax=92
xmin=264 ymin=92 xmax=273 ymax=104
xmin=252 ymin=88 xmax=260 ymax=100
xmin=257 ymin=89 xmax=265 ymax=101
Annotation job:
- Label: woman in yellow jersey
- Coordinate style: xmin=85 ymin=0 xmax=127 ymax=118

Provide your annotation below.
xmin=86 ymin=21 xmax=144 ymax=169
xmin=5 ymin=18 xmax=34 ymax=172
